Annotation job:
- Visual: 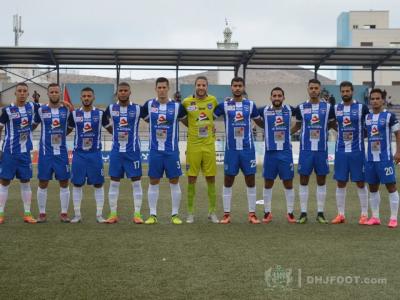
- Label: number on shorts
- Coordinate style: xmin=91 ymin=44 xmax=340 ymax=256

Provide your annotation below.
xmin=176 ymin=161 xmax=181 ymax=169
xmin=250 ymin=160 xmax=256 ymax=168
xmin=133 ymin=160 xmax=140 ymax=169
xmin=385 ymin=167 xmax=394 ymax=176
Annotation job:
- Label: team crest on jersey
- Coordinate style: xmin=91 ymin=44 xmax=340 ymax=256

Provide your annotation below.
xmin=157 ymin=114 xmax=168 ymax=125
xmin=275 ymin=116 xmax=284 ymax=126
xmin=371 ymin=125 xmax=379 ymax=136
xmin=119 ymin=117 xmax=128 ymax=127
xmin=207 ymin=103 xmax=213 ymax=110
xmin=343 ymin=116 xmax=351 ymax=126
xmin=52 ymin=118 xmax=61 ymax=129
xmin=310 ymin=114 xmax=320 ymax=125
xmin=83 ymin=122 xmax=92 ymax=133
xmin=20 ymin=117 xmax=29 ymax=128
xmin=234 ymin=111 xmax=244 ymax=122
xmin=198 ymin=112 xmax=209 ymax=121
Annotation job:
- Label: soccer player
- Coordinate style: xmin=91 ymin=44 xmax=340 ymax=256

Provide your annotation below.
xmin=0 ymin=82 xmax=38 ymax=224
xmin=259 ymin=87 xmax=296 ymax=224
xmin=182 ymin=76 xmax=219 ymax=223
xmin=141 ymin=77 xmax=187 ymax=225
xmin=34 ymin=83 xmax=71 ymax=223
xmin=103 ymin=82 xmax=143 ymax=224
xmin=214 ymin=77 xmax=263 ymax=224
xmin=67 ymin=87 xmax=109 ymax=223
xmin=364 ymin=88 xmax=400 ymax=228
xmin=331 ymin=81 xmax=369 ymax=225
xmin=291 ymin=79 xmax=336 ymax=224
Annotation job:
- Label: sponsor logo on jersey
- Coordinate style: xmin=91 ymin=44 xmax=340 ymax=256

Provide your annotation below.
xmin=119 ymin=117 xmax=128 ymax=127
xmin=303 ymin=108 xmax=311 ymax=114
xmin=234 ymin=111 xmax=244 ymax=122
xmin=83 ymin=122 xmax=92 ymax=133
xmin=343 ymin=116 xmax=351 ymax=126
xmin=198 ymin=112 xmax=209 ymax=121
xmin=151 ymin=107 xmax=158 ymax=113
xmin=75 ymin=116 xmax=83 ymax=122
xmin=51 ymin=118 xmax=60 ymax=129
xmin=20 ymin=117 xmax=29 ymax=128
xmin=310 ymin=114 xmax=320 ymax=125
xmin=157 ymin=114 xmax=168 ymax=125
xmin=42 ymin=113 xmax=52 ymax=119
xmin=371 ymin=125 xmax=380 ymax=136
xmin=187 ymin=105 xmax=197 ymax=111
xmin=335 ymin=110 xmax=343 ymax=117
xmin=111 ymin=110 xmax=119 ymax=117
xmin=275 ymin=116 xmax=285 ymax=126
xmin=11 ymin=112 xmax=20 ymax=119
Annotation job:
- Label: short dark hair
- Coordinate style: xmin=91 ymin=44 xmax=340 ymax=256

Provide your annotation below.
xmin=270 ymin=86 xmax=285 ymax=96
xmin=47 ymin=83 xmax=60 ymax=90
xmin=231 ymin=77 xmax=245 ymax=86
xmin=195 ymin=76 xmax=208 ymax=85
xmin=118 ymin=82 xmax=131 ymax=89
xmin=16 ymin=82 xmax=28 ymax=89
xmin=81 ymin=87 xmax=94 ymax=94
xmin=308 ymin=78 xmax=321 ymax=86
xmin=339 ymin=81 xmax=354 ymax=91
xmin=370 ymin=88 xmax=384 ymax=99
xmin=156 ymin=77 xmax=169 ymax=86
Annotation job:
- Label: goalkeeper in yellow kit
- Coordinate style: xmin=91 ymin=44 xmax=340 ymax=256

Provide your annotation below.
xmin=182 ymin=76 xmax=219 ymax=223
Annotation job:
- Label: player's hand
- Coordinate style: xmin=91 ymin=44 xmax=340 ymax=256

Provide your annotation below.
xmin=61 ymin=101 xmax=74 ymax=111
xmin=394 ymin=151 xmax=400 ymax=164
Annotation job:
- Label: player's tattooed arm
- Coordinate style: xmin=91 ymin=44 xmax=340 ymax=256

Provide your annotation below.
xmin=290 ymin=122 xmax=301 ymax=135
xmin=328 ymin=119 xmax=337 ymax=131
xmin=180 ymin=117 xmax=188 ymax=127
xmin=253 ymin=117 xmax=264 ymax=129
xmin=32 ymin=123 xmax=39 ymax=130
xmin=106 ymin=125 xmax=113 ymax=134
xmin=394 ymin=130 xmax=400 ymax=164
xmin=67 ymin=127 xmax=74 ymax=135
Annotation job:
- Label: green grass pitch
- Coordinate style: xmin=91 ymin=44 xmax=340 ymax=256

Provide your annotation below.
xmin=0 ymin=165 xmax=399 ymax=299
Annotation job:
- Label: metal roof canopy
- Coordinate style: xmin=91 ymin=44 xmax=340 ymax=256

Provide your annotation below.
xmin=0 ymin=46 xmax=399 ymax=92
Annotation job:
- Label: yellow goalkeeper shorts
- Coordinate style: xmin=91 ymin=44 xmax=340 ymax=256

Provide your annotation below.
xmin=186 ymin=144 xmax=216 ymax=177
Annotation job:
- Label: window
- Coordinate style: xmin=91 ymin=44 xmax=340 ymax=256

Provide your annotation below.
xmin=362 ymin=81 xmax=372 ymax=87
xmin=360 ymin=42 xmax=373 ymax=47
xmin=390 ymin=42 xmax=400 ymax=48
xmin=362 ymin=24 xmax=376 ymax=29
xmin=353 ymin=25 xmax=358 ymax=29
xmin=392 ymin=81 xmax=400 ymax=86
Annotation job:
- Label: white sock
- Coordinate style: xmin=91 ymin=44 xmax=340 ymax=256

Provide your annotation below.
xmin=336 ymin=187 xmax=346 ymax=216
xmin=60 ymin=187 xmax=70 ymax=214
xmin=389 ymin=191 xmax=399 ymax=220
xmin=222 ymin=186 xmax=232 ymax=213
xmin=147 ymin=184 xmax=159 ymax=216
xmin=299 ymin=185 xmax=309 ymax=213
xmin=247 ymin=187 xmax=257 ymax=213
xmin=0 ymin=184 xmax=9 ymax=214
xmin=108 ymin=181 xmax=120 ymax=214
xmin=132 ymin=181 xmax=143 ymax=213
xmin=94 ymin=187 xmax=104 ymax=217
xmin=317 ymin=185 xmax=326 ymax=213
xmin=357 ymin=186 xmax=368 ymax=216
xmin=20 ymin=182 xmax=32 ymax=213
xmin=370 ymin=191 xmax=381 ymax=218
xmin=37 ymin=187 xmax=47 ymax=214
xmin=170 ymin=183 xmax=181 ymax=216
xmin=284 ymin=188 xmax=295 ymax=214
xmin=72 ymin=186 xmax=83 ymax=217
xmin=263 ymin=188 xmax=272 ymax=213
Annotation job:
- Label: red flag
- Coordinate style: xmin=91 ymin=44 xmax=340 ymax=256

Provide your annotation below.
xmin=63 ymin=84 xmax=74 ymax=111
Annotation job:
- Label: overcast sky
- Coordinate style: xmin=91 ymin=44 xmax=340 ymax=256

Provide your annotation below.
xmin=1 ymin=0 xmax=400 ymax=79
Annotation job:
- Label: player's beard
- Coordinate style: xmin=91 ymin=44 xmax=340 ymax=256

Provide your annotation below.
xmin=50 ymin=97 xmax=60 ymax=105
xmin=342 ymin=95 xmax=352 ymax=103
xmin=272 ymin=100 xmax=282 ymax=108
xmin=195 ymin=89 xmax=206 ymax=98
xmin=83 ymin=100 xmax=93 ymax=107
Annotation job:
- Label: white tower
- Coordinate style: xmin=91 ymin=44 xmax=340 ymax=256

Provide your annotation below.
xmin=217 ymin=19 xmax=239 ymax=84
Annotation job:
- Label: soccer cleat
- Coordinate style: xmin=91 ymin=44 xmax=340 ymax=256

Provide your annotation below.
xmin=0 ymin=213 xmax=4 ymax=224
xmin=220 ymin=213 xmax=231 ymax=224
xmin=70 ymin=216 xmax=81 ymax=223
xmin=96 ymin=216 xmax=106 ymax=223
xmin=132 ymin=212 xmax=144 ymax=224
xmin=262 ymin=212 xmax=273 ymax=224
xmin=331 ymin=214 xmax=345 ymax=224
xmin=316 ymin=213 xmax=328 ymax=224
xmin=366 ymin=217 xmax=381 ymax=226
xmin=249 ymin=212 xmax=261 ymax=224
xmin=208 ymin=213 xmax=219 ymax=224
xmin=171 ymin=215 xmax=183 ymax=225
xmin=145 ymin=215 xmax=158 ymax=225
xmin=37 ymin=213 xmax=47 ymax=223
xmin=287 ymin=213 xmax=296 ymax=224
xmin=358 ymin=214 xmax=368 ymax=225
xmin=388 ymin=218 xmax=398 ymax=228
xmin=23 ymin=213 xmax=37 ymax=224
xmin=60 ymin=213 xmax=70 ymax=223
xmin=186 ymin=214 xmax=194 ymax=224
xmin=105 ymin=213 xmax=119 ymax=224
xmin=297 ymin=213 xmax=308 ymax=224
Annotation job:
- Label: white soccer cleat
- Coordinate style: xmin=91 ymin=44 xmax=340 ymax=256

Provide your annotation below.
xmin=208 ymin=213 xmax=219 ymax=224
xmin=96 ymin=216 xmax=106 ymax=223
xmin=186 ymin=214 xmax=194 ymax=223
xmin=70 ymin=216 xmax=82 ymax=223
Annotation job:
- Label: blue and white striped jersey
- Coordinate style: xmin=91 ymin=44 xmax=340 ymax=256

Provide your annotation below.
xmin=214 ymin=98 xmax=260 ymax=150
xmin=0 ymin=102 xmax=37 ymax=154
xmin=104 ymin=102 xmax=141 ymax=153
xmin=259 ymin=104 xmax=294 ymax=151
xmin=68 ymin=107 xmax=108 ymax=152
xmin=365 ymin=110 xmax=400 ymax=162
xmin=295 ymin=100 xmax=335 ymax=151
xmin=141 ymin=99 xmax=186 ymax=152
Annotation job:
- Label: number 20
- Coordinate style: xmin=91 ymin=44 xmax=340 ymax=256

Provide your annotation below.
xmin=385 ymin=167 xmax=394 ymax=176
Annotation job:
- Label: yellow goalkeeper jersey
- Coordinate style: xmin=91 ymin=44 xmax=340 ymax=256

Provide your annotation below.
xmin=182 ymin=94 xmax=218 ymax=146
